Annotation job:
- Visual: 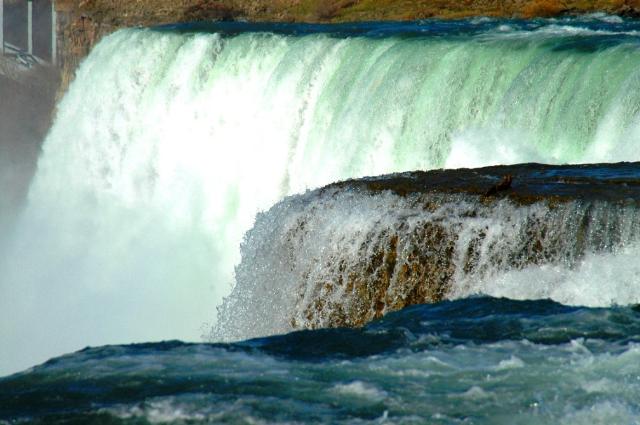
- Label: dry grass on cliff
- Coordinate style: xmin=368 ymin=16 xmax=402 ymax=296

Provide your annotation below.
xmin=520 ymin=0 xmax=635 ymax=17
xmin=521 ymin=0 xmax=566 ymax=17
xmin=347 ymin=0 xmax=640 ymax=20
xmin=297 ymin=0 xmax=640 ymax=21
xmin=68 ymin=0 xmax=640 ymax=23
xmin=302 ymin=0 xmax=488 ymax=21
xmin=313 ymin=0 xmax=359 ymax=20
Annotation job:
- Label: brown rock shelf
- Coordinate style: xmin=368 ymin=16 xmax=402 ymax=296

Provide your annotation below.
xmin=216 ymin=162 xmax=640 ymax=338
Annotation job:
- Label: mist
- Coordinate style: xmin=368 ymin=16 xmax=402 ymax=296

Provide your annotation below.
xmin=1 ymin=0 xmax=57 ymax=221
xmin=0 ymin=0 xmax=59 ymax=375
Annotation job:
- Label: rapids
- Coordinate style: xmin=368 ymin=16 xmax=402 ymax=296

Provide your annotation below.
xmin=2 ymin=298 xmax=640 ymax=424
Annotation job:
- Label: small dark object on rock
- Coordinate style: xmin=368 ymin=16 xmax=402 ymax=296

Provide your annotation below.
xmin=485 ymin=174 xmax=513 ymax=196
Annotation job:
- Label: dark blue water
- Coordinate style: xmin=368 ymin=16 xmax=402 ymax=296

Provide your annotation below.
xmin=157 ymin=14 xmax=640 ymax=39
xmin=2 ymin=298 xmax=639 ymax=424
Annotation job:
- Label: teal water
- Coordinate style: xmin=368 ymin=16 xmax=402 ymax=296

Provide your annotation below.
xmin=2 ymin=298 xmax=640 ymax=423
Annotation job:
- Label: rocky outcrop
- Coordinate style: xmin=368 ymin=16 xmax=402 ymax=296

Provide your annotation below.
xmin=293 ymin=164 xmax=640 ymax=329
xmin=213 ymin=163 xmax=640 ymax=339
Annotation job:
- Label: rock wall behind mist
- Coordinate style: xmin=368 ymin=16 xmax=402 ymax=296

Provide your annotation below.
xmin=0 ymin=66 xmax=58 ymax=229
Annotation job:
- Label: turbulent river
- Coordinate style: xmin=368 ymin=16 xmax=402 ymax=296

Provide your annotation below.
xmin=2 ymin=15 xmax=640 ymax=423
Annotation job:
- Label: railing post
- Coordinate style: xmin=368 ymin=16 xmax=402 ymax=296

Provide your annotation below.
xmin=0 ymin=0 xmax=4 ymax=56
xmin=27 ymin=0 xmax=33 ymax=55
xmin=51 ymin=0 xmax=57 ymax=64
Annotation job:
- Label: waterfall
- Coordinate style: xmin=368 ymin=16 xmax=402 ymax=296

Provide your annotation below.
xmin=215 ymin=167 xmax=640 ymax=340
xmin=2 ymin=18 xmax=640 ymax=374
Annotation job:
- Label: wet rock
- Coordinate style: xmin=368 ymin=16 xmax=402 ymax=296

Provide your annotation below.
xmin=214 ymin=163 xmax=640 ymax=338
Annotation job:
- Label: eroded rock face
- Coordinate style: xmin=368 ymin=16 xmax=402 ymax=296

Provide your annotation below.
xmin=293 ymin=220 xmax=457 ymax=330
xmin=212 ymin=163 xmax=640 ymax=340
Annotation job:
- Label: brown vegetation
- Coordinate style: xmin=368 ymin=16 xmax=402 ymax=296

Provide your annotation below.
xmin=57 ymin=0 xmax=640 ymax=25
xmin=313 ymin=0 xmax=358 ymax=20
xmin=522 ymin=0 xmax=567 ymax=17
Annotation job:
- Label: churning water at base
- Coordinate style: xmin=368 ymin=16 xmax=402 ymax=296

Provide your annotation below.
xmin=3 ymin=16 xmax=640 ymax=376
xmin=2 ymin=298 xmax=640 ymax=423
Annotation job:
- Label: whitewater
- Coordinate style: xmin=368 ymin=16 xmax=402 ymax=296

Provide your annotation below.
xmin=2 ymin=15 xmax=640 ymax=389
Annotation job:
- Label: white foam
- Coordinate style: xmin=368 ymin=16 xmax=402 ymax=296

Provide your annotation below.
xmin=445 ymin=127 xmax=548 ymax=168
xmin=218 ymin=187 xmax=640 ymax=340
xmin=453 ymin=245 xmax=640 ymax=307
xmin=457 ymin=386 xmax=491 ymax=400
xmin=560 ymin=401 xmax=640 ymax=425
xmin=495 ymin=355 xmax=525 ymax=370
xmin=332 ymin=381 xmax=388 ymax=401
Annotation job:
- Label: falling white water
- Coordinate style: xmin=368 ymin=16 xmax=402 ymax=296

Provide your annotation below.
xmin=216 ymin=187 xmax=640 ymax=341
xmin=2 ymin=22 xmax=640 ymax=375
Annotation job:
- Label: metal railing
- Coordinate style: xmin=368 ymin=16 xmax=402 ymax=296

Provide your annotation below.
xmin=0 ymin=0 xmax=57 ymax=68
xmin=3 ymin=40 xmax=42 ymax=68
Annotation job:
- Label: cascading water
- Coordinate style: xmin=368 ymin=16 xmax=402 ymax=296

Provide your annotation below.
xmin=2 ymin=17 xmax=640 ymax=376
xmin=215 ymin=164 xmax=640 ymax=341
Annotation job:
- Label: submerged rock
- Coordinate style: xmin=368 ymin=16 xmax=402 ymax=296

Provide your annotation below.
xmin=214 ymin=163 xmax=640 ymax=339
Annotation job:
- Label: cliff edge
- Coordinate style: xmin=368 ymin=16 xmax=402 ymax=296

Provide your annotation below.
xmin=54 ymin=0 xmax=640 ymax=94
xmin=213 ymin=162 xmax=640 ymax=338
